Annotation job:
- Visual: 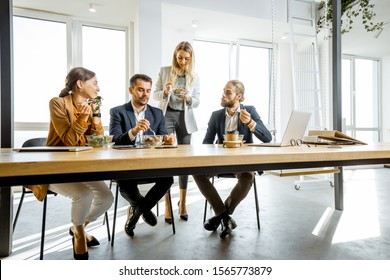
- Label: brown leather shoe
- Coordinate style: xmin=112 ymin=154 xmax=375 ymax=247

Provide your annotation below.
xmin=204 ymin=215 xmax=222 ymax=231
xmin=142 ymin=210 xmax=157 ymax=226
xmin=124 ymin=206 xmax=141 ymax=237
xmin=220 ymin=217 xmax=237 ymax=239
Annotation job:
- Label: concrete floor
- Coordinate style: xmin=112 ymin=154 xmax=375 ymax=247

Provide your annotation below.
xmin=3 ymin=166 xmax=390 ymax=260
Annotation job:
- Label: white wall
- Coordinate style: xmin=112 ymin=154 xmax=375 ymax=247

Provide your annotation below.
xmin=135 ymin=0 xmax=162 ymax=78
xmin=134 ymin=0 xmax=292 ymax=128
xmin=277 ymin=42 xmax=294 ymax=139
xmin=134 ymin=0 xmax=288 ymax=79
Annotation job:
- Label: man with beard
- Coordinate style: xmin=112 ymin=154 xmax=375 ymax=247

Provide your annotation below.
xmin=110 ymin=74 xmax=175 ymax=237
xmin=192 ymin=79 xmax=272 ymax=238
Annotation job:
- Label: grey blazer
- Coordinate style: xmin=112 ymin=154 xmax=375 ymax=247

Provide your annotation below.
xmin=153 ymin=66 xmax=200 ymax=134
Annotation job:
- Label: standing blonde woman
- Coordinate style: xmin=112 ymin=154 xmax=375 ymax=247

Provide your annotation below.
xmin=38 ymin=67 xmax=113 ymax=259
xmin=154 ymin=41 xmax=200 ymax=223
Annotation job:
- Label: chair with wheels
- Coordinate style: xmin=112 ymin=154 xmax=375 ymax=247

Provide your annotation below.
xmin=203 ymin=172 xmax=261 ymax=230
xmin=110 ymin=180 xmax=175 ymax=247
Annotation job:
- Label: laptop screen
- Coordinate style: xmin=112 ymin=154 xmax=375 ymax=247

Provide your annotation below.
xmin=279 ymin=110 xmax=312 ymax=146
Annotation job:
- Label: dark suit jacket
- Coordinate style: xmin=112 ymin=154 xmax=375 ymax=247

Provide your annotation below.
xmin=203 ymin=104 xmax=272 ymax=144
xmin=109 ymin=102 xmax=167 ymax=145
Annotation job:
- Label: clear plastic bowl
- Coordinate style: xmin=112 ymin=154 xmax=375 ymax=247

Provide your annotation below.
xmin=141 ymin=135 xmax=164 ymax=146
xmin=223 ymin=134 xmax=244 ymax=142
xmin=86 ymin=135 xmax=113 ymax=148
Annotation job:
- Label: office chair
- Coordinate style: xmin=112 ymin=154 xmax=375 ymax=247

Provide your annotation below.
xmin=203 ymin=172 xmax=261 ymax=230
xmin=13 ymin=137 xmax=111 ymax=259
xmin=110 ymin=180 xmax=175 ymax=247
xmin=13 ymin=137 xmax=55 ymax=260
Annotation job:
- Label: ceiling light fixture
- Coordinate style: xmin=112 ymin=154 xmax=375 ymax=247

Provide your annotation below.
xmin=191 ymin=20 xmax=199 ymax=28
xmin=89 ymin=3 xmax=96 ymax=13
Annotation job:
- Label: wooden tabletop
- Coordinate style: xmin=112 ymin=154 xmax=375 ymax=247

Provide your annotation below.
xmin=2 ymin=143 xmax=390 ymax=178
xmin=2 ymin=142 xmax=390 ymax=257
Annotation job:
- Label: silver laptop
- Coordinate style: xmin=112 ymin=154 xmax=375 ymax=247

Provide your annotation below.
xmin=13 ymin=146 xmax=93 ymax=152
xmin=249 ymin=110 xmax=311 ymax=147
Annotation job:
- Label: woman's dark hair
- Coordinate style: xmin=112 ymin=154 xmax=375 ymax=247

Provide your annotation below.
xmin=59 ymin=67 xmax=96 ymax=97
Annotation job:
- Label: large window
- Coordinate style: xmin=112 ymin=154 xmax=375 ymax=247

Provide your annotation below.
xmin=12 ymin=11 xmax=128 ymax=147
xmin=342 ymin=57 xmax=380 ymax=143
xmin=192 ymin=39 xmax=272 ymax=144
xmin=191 ymin=40 xmax=230 ymax=144
xmin=82 ymin=25 xmax=127 ymax=125
xmin=236 ymin=44 xmax=271 ymax=123
xmin=13 ymin=16 xmax=67 ymax=123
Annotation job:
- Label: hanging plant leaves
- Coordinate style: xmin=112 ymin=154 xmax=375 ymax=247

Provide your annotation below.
xmin=317 ymin=0 xmax=383 ymax=34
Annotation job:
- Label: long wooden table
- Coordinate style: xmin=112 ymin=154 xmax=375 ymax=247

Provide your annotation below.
xmin=2 ymin=143 xmax=390 ymax=257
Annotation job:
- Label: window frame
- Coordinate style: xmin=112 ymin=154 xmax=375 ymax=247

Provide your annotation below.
xmin=12 ymin=8 xmax=129 ymax=140
xmin=342 ymin=54 xmax=381 ymax=142
xmin=193 ymin=38 xmax=273 ymax=126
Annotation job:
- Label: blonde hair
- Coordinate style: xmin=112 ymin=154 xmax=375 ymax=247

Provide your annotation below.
xmin=169 ymin=41 xmax=195 ymax=88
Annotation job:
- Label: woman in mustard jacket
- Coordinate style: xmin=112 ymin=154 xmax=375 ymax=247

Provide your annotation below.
xmin=46 ymin=67 xmax=113 ymax=260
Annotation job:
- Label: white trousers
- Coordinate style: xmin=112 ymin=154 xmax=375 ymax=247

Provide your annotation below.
xmin=49 ymin=181 xmax=113 ymax=226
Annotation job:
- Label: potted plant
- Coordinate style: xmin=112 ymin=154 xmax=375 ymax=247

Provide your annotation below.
xmin=317 ymin=0 xmax=383 ymax=34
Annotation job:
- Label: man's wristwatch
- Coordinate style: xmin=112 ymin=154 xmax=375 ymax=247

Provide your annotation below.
xmin=93 ymin=113 xmax=101 ymax=118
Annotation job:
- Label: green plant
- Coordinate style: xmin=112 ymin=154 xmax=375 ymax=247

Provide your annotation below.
xmin=317 ymin=0 xmax=383 ymax=34
xmin=93 ymin=96 xmax=103 ymax=112
xmin=86 ymin=96 xmax=103 ymax=112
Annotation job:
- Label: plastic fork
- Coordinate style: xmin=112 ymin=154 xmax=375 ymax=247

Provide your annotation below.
xmin=149 ymin=127 xmax=156 ymax=136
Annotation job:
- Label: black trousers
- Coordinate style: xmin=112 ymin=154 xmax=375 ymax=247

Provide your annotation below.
xmin=118 ymin=177 xmax=173 ymax=212
xmin=165 ymin=108 xmax=192 ymax=189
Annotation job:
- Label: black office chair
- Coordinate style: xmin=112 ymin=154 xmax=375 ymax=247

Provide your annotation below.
xmin=13 ymin=137 xmax=56 ymax=260
xmin=110 ymin=180 xmax=175 ymax=247
xmin=203 ymin=172 xmax=261 ymax=230
xmin=13 ymin=137 xmax=111 ymax=259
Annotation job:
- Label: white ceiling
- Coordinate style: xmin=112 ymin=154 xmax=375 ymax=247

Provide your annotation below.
xmin=13 ymin=0 xmax=136 ymax=27
xmin=341 ymin=0 xmax=390 ymax=57
xmin=12 ymin=0 xmax=390 ymax=58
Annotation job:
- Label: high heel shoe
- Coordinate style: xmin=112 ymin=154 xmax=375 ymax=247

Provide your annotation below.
xmin=165 ymin=217 xmax=173 ymax=224
xmin=72 ymin=237 xmax=89 ymax=260
xmin=69 ymin=228 xmax=100 ymax=247
xmin=178 ymin=201 xmax=188 ymax=221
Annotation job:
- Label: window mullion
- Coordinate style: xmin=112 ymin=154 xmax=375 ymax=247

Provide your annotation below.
xmin=71 ymin=20 xmax=83 ymax=67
